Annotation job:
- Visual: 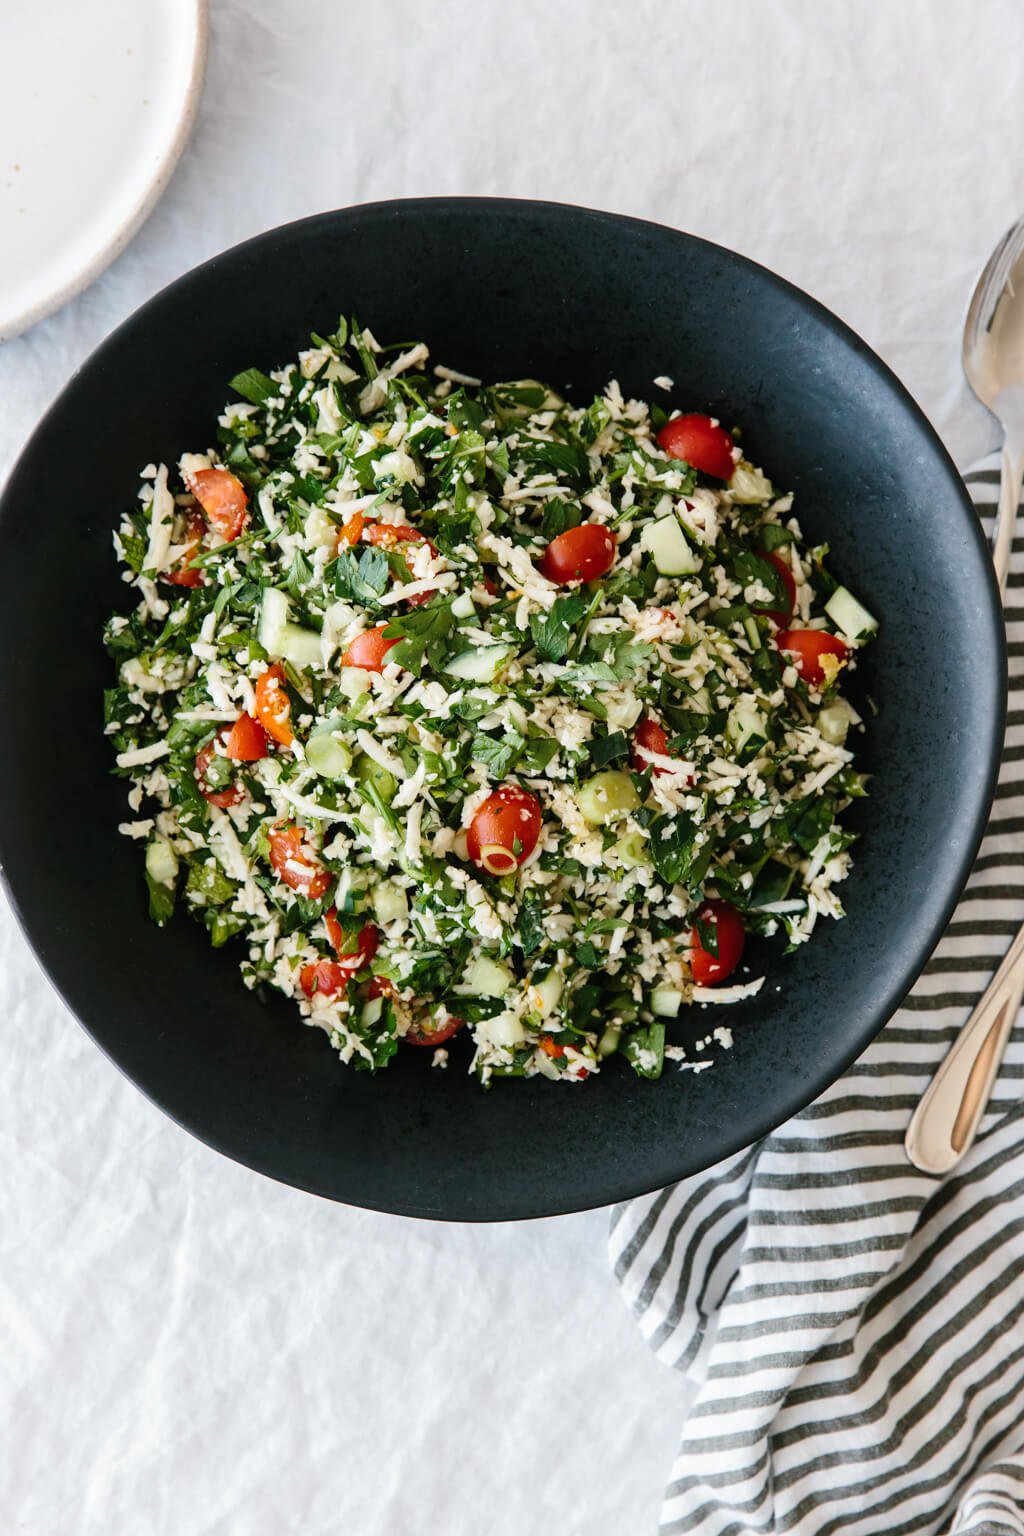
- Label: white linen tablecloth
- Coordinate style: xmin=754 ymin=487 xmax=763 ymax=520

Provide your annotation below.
xmin=4 ymin=3 xmax=1024 ymax=1531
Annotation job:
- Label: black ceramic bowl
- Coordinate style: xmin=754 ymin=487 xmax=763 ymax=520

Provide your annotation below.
xmin=0 ymin=200 xmax=1005 ymax=1220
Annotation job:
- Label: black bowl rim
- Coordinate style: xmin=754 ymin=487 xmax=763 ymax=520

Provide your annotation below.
xmin=0 ymin=197 xmax=1007 ymax=1219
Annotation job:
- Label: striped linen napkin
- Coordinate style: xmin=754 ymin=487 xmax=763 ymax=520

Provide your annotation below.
xmin=610 ymin=456 xmax=1024 ymax=1536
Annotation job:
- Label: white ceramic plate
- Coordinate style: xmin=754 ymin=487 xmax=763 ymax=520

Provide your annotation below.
xmin=0 ymin=0 xmax=208 ymax=341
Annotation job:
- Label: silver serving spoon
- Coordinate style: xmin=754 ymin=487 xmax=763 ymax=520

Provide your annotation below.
xmin=905 ymin=213 xmax=1024 ymax=1175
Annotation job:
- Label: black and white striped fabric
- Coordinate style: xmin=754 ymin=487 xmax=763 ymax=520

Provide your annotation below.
xmin=610 ymin=456 xmax=1024 ymax=1536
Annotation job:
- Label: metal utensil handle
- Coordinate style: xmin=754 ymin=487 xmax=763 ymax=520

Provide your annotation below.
xmin=992 ymin=436 xmax=1024 ymax=592
xmin=904 ymin=447 xmax=1023 ymax=1174
xmin=905 ymin=923 xmax=1024 ymax=1174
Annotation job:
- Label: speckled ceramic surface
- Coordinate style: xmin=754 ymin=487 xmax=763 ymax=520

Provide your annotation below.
xmin=0 ymin=0 xmax=207 ymax=341
xmin=0 ymin=201 xmax=1005 ymax=1218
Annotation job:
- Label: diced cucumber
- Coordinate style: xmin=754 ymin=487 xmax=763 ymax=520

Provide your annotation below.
xmin=355 ymin=754 xmax=397 ymax=802
xmin=304 ymin=506 xmax=339 ymax=549
xmin=650 ymin=986 xmax=684 ymax=1018
xmin=360 ymin=997 xmax=384 ymax=1029
xmin=597 ymin=1023 xmax=622 ymax=1058
xmin=324 ymin=599 xmax=360 ymax=632
xmin=258 ymin=587 xmax=290 ymax=656
xmin=372 ymin=880 xmax=409 ymax=925
xmin=728 ymin=460 xmax=774 ymax=503
xmin=279 ymin=622 xmax=322 ymax=671
xmin=305 ymin=723 xmax=353 ymax=779
xmin=145 ymin=838 xmax=178 ymax=886
xmin=451 ymin=592 xmax=477 ymax=620
xmin=529 ymin=967 xmax=563 ymax=1019
xmin=442 ymin=644 xmax=515 ymax=683
xmin=609 ymin=829 xmax=650 ymax=869
xmin=457 ymin=955 xmax=513 ymax=998
xmin=825 ymin=585 xmax=877 ymax=642
xmin=604 ymin=693 xmax=644 ymax=732
xmin=640 ymin=514 xmax=702 ymax=575
xmin=817 ymin=700 xmax=853 ymax=746
xmin=576 ymin=770 xmax=641 ymax=826
xmin=486 ymin=1012 xmax=528 ymax=1048
xmin=727 ymin=698 xmax=768 ymax=757
xmin=338 ymin=668 xmax=371 ymax=700
xmin=689 ymin=685 xmax=712 ymax=713
xmin=624 ymin=1023 xmax=666 ymax=1080
xmin=258 ymin=587 xmax=321 ymax=670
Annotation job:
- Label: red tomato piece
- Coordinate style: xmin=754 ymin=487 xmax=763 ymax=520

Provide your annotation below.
xmin=253 ymin=663 xmax=293 ymax=747
xmin=752 ymin=551 xmax=797 ymax=626
xmin=689 ymin=899 xmax=745 ymax=987
xmin=404 ymin=1012 xmax=465 ymax=1047
xmin=224 ymin=711 xmax=268 ymax=762
xmin=194 ymin=731 xmax=243 ymax=808
xmin=538 ymin=1034 xmax=566 ymax=1059
xmin=187 ymin=467 xmax=249 ymax=541
xmin=466 ymin=785 xmax=542 ymax=875
xmin=323 ymin=911 xmax=380 ymax=971
xmin=338 ymin=511 xmax=365 ymax=548
xmin=632 ymin=717 xmax=671 ymax=775
xmin=268 ymin=823 xmax=332 ymax=899
xmin=299 ymin=960 xmax=351 ymax=1000
xmin=657 ymin=414 xmax=736 ymax=480
xmin=775 ymin=629 xmax=849 ymax=689
xmin=165 ymin=508 xmax=206 ymax=588
xmin=340 ymin=623 xmax=401 ymax=673
xmin=539 ymin=523 xmax=616 ymax=585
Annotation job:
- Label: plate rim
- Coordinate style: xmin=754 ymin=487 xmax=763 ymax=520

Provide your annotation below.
xmin=0 ymin=0 xmax=209 ymax=342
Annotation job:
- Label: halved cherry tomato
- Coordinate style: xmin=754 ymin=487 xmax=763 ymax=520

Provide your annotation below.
xmin=187 ymin=467 xmax=249 ymax=541
xmin=323 ymin=911 xmax=379 ymax=971
xmin=657 ymin=414 xmax=736 ymax=480
xmin=368 ymin=976 xmax=394 ymax=1001
xmin=775 ymin=628 xmax=848 ymax=689
xmin=689 ymin=899 xmax=745 ymax=987
xmin=404 ymin=1012 xmax=465 ymax=1047
xmin=632 ymin=717 xmax=671 ymax=775
xmin=165 ymin=508 xmax=206 ymax=588
xmin=268 ymin=823 xmax=332 ymax=899
xmin=224 ymin=711 xmax=268 ymax=762
xmin=341 ymin=623 xmax=401 ymax=673
xmin=253 ymin=663 xmax=293 ymax=747
xmin=466 ymin=785 xmax=542 ymax=875
xmin=194 ymin=731 xmax=243 ymax=808
xmin=539 ymin=523 xmax=616 ymax=585
xmin=299 ymin=960 xmax=351 ymax=1000
xmin=338 ymin=511 xmax=365 ymax=547
xmin=752 ymin=551 xmax=797 ymax=626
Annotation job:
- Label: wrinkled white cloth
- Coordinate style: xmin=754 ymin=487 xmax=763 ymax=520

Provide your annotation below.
xmin=4 ymin=3 xmax=1024 ymax=1532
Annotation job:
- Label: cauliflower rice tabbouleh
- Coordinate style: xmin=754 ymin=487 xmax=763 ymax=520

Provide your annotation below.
xmin=104 ymin=318 xmax=877 ymax=1084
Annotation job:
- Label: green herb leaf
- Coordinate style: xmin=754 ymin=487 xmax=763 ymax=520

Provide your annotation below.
xmin=471 ymin=730 xmax=525 ymax=777
xmin=649 ymin=811 xmax=703 ymax=886
xmin=591 ymin=731 xmax=628 ymax=769
xmin=383 ymin=599 xmax=455 ymax=676
xmin=333 ymin=546 xmax=390 ymax=607
xmin=625 ymin=1023 xmax=665 ymax=1079
xmin=229 ymin=368 xmax=278 ymax=405
xmin=517 ymin=896 xmax=546 ymax=957
xmin=529 ymin=593 xmax=588 ymax=661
